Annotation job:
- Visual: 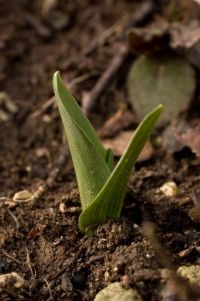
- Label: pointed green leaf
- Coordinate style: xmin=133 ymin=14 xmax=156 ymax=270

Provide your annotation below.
xmin=53 ymin=72 xmax=105 ymax=156
xmin=53 ymin=72 xmax=111 ymax=209
xmin=79 ymin=104 xmax=163 ymax=233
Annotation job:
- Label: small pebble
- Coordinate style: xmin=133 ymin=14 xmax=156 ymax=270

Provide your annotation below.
xmin=94 ymin=282 xmax=142 ymax=301
xmin=160 ymin=181 xmax=179 ymax=197
xmin=0 ymin=272 xmax=24 ymax=294
xmin=13 ymin=190 xmax=32 ymax=202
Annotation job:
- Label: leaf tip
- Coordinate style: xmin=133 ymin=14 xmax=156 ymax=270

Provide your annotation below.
xmin=53 ymin=71 xmax=60 ymax=89
xmin=53 ymin=70 xmax=60 ymax=79
xmin=154 ymin=103 xmax=164 ymax=117
xmin=53 ymin=71 xmax=65 ymax=104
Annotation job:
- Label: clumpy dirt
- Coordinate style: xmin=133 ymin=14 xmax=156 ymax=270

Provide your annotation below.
xmin=0 ymin=1 xmax=200 ymax=300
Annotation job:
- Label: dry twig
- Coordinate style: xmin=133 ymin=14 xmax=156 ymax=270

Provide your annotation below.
xmin=81 ymin=1 xmax=155 ymax=115
xmin=82 ymin=45 xmax=128 ymax=115
xmin=43 ymin=277 xmax=54 ymax=301
xmin=25 ymin=247 xmax=35 ymax=278
xmin=2 ymin=250 xmax=23 ymax=265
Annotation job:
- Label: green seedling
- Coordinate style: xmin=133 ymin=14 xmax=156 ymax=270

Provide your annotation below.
xmin=53 ymin=71 xmax=163 ymax=235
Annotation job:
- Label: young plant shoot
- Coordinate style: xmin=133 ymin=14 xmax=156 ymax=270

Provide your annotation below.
xmin=53 ymin=72 xmax=163 ymax=234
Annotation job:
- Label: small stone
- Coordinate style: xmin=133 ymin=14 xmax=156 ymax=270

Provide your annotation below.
xmin=0 ymin=272 xmax=24 ymax=294
xmin=59 ymin=202 xmax=66 ymax=213
xmin=94 ymin=282 xmax=142 ymax=301
xmin=35 ymin=147 xmax=49 ymax=158
xmin=160 ymin=181 xmax=179 ymax=196
xmin=13 ymin=190 xmax=32 ymax=202
xmin=177 ymin=265 xmax=200 ymax=287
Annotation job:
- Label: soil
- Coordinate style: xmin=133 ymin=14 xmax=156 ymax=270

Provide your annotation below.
xmin=0 ymin=1 xmax=200 ymax=300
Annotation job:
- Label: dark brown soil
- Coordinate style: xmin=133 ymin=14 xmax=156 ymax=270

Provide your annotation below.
xmin=0 ymin=1 xmax=200 ymax=300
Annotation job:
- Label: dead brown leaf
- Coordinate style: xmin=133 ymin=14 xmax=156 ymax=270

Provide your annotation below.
xmin=98 ymin=109 xmax=136 ymax=138
xmin=128 ymin=16 xmax=200 ymax=67
xmin=128 ymin=18 xmax=170 ymax=55
xmin=170 ymin=22 xmax=200 ymax=49
xmin=174 ymin=119 xmax=200 ymax=157
xmin=102 ymin=130 xmax=153 ymax=161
